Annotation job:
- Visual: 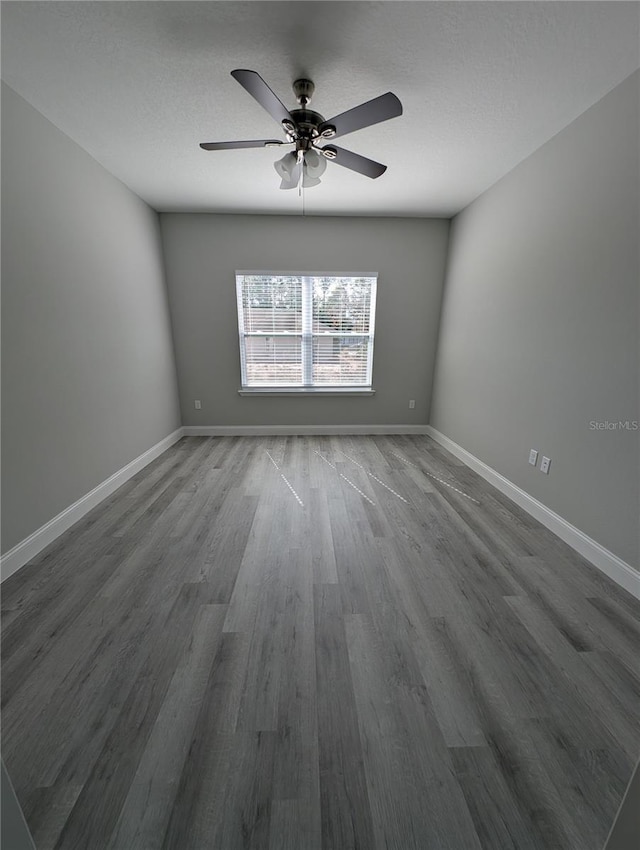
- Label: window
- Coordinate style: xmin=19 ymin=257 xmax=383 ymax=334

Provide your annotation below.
xmin=235 ymin=273 xmax=377 ymax=393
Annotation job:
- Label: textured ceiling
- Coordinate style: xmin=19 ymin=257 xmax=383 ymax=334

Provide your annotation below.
xmin=2 ymin=1 xmax=639 ymax=217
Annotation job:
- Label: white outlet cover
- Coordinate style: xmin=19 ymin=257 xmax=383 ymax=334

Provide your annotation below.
xmin=541 ymin=456 xmax=551 ymax=474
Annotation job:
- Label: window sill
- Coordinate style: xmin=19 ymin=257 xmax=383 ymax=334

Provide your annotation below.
xmin=238 ymin=387 xmax=375 ymax=397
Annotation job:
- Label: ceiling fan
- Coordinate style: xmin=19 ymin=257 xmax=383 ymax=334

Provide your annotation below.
xmin=200 ymin=70 xmax=403 ymax=189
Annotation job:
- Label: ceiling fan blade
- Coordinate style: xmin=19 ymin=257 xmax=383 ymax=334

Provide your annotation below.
xmin=318 ymin=92 xmax=402 ymax=139
xmin=322 ymin=145 xmax=387 ymax=179
xmin=200 ymin=140 xmax=285 ymax=150
xmin=231 ymin=69 xmax=294 ymax=129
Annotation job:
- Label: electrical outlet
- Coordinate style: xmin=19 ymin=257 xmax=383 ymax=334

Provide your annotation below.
xmin=409 ymin=399 xmax=416 ymax=409
xmin=540 ymin=456 xmax=551 ymax=474
xmin=529 ymin=449 xmax=538 ymax=466
xmin=194 ymin=400 xmax=202 ymax=410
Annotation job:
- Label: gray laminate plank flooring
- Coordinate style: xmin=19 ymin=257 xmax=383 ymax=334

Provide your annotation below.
xmin=2 ymin=435 xmax=639 ymax=850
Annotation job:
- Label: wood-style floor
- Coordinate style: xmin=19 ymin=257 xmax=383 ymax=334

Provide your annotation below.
xmin=2 ymin=435 xmax=639 ymax=850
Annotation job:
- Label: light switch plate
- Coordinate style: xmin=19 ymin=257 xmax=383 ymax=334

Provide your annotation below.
xmin=529 ymin=449 xmax=538 ymax=466
xmin=540 ymin=456 xmax=551 ymax=474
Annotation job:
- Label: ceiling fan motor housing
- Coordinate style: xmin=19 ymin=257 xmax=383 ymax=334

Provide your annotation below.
xmin=289 ymin=109 xmax=325 ymax=137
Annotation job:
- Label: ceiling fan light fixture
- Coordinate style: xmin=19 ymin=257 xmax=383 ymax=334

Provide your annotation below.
xmin=274 ymin=149 xmax=325 ymax=189
xmin=274 ymin=151 xmax=302 ymax=189
xmin=302 ymin=174 xmax=322 ymax=188
xmin=304 ymin=149 xmax=327 ymax=179
xmin=274 ymin=151 xmax=296 ymax=177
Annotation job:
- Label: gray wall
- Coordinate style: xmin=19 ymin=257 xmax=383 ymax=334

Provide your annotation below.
xmin=160 ymin=214 xmax=449 ymax=427
xmin=430 ymin=71 xmax=639 ymax=568
xmin=1 ymin=83 xmax=181 ymax=554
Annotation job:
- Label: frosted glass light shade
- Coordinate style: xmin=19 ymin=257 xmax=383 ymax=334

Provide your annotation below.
xmin=274 ymin=152 xmax=300 ymax=189
xmin=303 ymin=149 xmax=327 ymax=180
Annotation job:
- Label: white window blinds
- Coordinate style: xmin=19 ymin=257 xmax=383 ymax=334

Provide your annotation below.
xmin=236 ymin=273 xmax=377 ymax=389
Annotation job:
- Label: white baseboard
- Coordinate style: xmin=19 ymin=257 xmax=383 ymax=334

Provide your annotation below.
xmin=8 ymin=423 xmax=635 ymax=599
xmin=1 ymin=428 xmax=184 ymax=583
xmin=426 ymin=427 xmax=640 ymax=600
xmin=183 ymin=424 xmax=430 ymax=436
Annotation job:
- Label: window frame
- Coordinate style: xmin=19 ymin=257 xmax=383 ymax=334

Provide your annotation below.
xmin=235 ymin=271 xmax=378 ymax=395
